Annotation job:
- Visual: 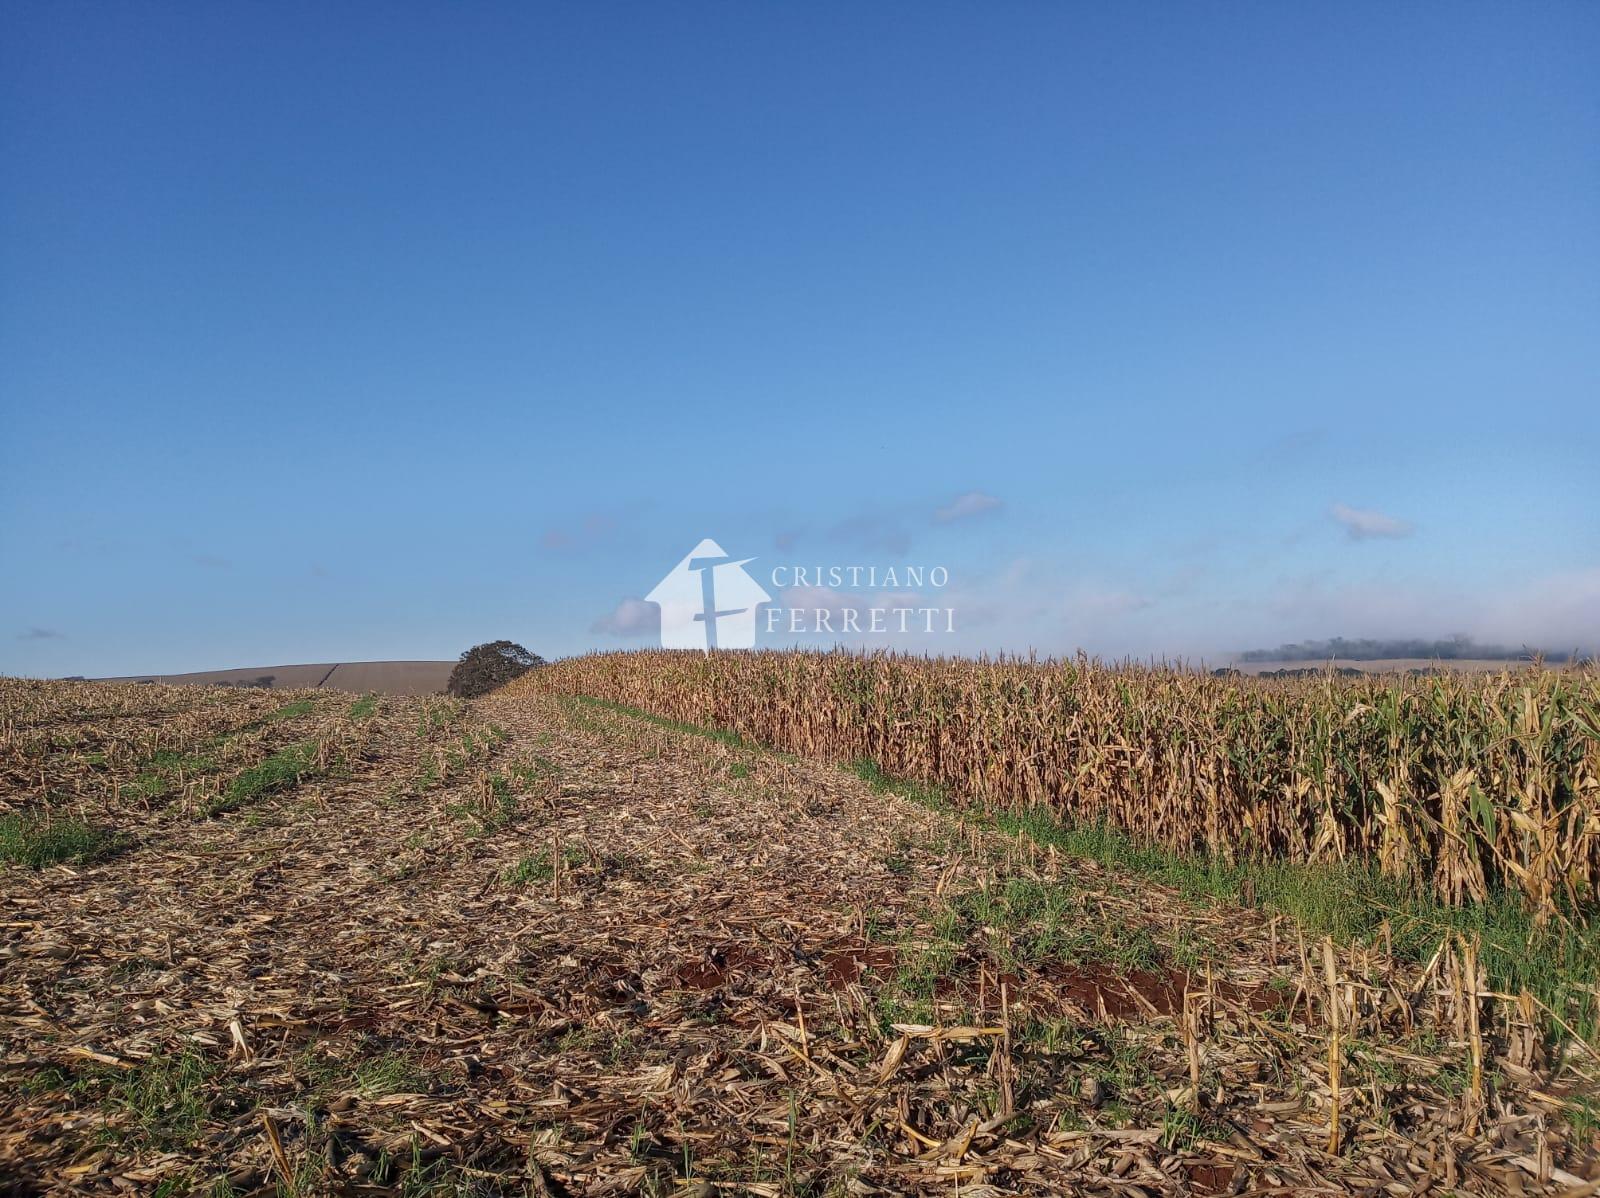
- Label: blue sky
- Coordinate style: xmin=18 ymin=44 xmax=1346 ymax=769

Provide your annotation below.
xmin=3 ymin=2 xmax=1597 ymax=675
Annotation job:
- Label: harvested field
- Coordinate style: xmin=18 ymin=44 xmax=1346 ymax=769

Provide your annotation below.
xmin=2 ymin=676 xmax=1598 ymax=1194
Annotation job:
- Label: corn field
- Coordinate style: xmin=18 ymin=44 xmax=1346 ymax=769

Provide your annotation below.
xmin=516 ymin=651 xmax=1600 ymax=921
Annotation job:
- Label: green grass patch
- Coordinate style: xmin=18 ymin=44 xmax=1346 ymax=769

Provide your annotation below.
xmin=509 ymin=755 xmax=558 ymax=787
xmin=347 ymin=694 xmax=380 ymax=719
xmin=121 ymin=701 xmax=318 ymax=803
xmin=946 ymin=875 xmax=1101 ymax=969
xmin=503 ymin=844 xmax=586 ymax=885
xmin=125 ymin=748 xmax=220 ymax=801
xmin=354 ymin=1052 xmax=431 ymax=1098
xmin=416 ymin=698 xmax=464 ymax=738
xmin=571 ymin=694 xmax=751 ymax=749
xmin=205 ymin=739 xmax=320 ymax=815
xmin=0 ymin=814 xmax=123 ymax=868
xmin=417 ymin=725 xmax=508 ymax=791
xmin=991 ymin=804 xmax=1600 ymax=1030
xmin=448 ymin=775 xmax=519 ymax=836
xmin=854 ymin=757 xmax=1600 ymax=1043
xmin=851 ymin=758 xmax=952 ymax=812
xmin=94 ymin=1051 xmax=229 ymax=1150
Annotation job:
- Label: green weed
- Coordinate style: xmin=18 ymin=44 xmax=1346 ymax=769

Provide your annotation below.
xmin=355 ymin=1052 xmax=430 ymax=1098
xmin=101 ymin=1051 xmax=222 ymax=1150
xmin=206 ymin=740 xmax=320 ymax=815
xmin=0 ymin=814 xmax=122 ymax=868
xmin=503 ymin=845 xmax=586 ymax=885
xmin=573 ymin=694 xmax=750 ymax=750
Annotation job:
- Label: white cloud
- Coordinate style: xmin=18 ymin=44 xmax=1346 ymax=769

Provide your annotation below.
xmin=1330 ymin=503 xmax=1412 ymax=540
xmin=934 ymin=491 xmax=1003 ymax=524
xmin=591 ymin=597 xmax=658 ymax=637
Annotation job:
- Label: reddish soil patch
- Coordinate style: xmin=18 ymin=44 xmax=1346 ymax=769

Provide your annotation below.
xmin=1043 ymin=964 xmax=1289 ymax=1021
xmin=820 ymin=944 xmax=897 ymax=989
xmin=674 ymin=945 xmax=768 ymax=990
xmin=1057 ymin=965 xmax=1182 ymax=1018
xmin=1187 ymin=1162 xmax=1238 ymax=1194
xmin=949 ymin=961 xmax=1291 ymax=1024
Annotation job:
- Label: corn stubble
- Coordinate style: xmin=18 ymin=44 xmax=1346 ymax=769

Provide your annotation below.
xmin=516 ymin=650 xmax=1600 ymax=922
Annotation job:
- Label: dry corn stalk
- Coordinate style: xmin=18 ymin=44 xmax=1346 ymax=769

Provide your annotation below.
xmin=1323 ymin=938 xmax=1342 ymax=1156
xmin=515 ymin=650 xmax=1600 ymax=919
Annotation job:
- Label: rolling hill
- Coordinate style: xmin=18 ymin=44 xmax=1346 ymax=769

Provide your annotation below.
xmin=96 ymin=660 xmax=454 ymax=695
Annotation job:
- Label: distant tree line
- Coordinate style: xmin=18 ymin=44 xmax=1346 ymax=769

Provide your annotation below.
xmin=214 ymin=675 xmax=277 ymax=689
xmin=1215 ymin=666 xmax=1369 ymax=678
xmin=1239 ymin=636 xmax=1581 ymax=663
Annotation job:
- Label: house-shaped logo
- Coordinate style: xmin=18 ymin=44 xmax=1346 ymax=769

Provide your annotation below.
xmin=646 ymin=539 xmax=772 ymax=650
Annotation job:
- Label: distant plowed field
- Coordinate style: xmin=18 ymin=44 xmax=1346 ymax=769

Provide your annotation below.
xmin=98 ymin=661 xmax=454 ymax=696
xmin=2 ymin=675 xmax=1598 ymax=1194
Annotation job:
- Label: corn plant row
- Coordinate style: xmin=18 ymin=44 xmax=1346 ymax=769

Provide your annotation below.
xmin=515 ymin=651 xmax=1600 ymax=922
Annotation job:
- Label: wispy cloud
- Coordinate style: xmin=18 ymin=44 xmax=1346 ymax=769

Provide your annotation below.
xmin=544 ymin=512 xmax=619 ymax=552
xmin=1330 ymin=503 xmax=1412 ymax=540
xmin=827 ymin=513 xmax=912 ymax=555
xmin=935 ymin=491 xmax=1003 ymax=524
xmin=17 ymin=627 xmax=63 ymax=640
xmin=591 ymin=597 xmax=658 ymax=637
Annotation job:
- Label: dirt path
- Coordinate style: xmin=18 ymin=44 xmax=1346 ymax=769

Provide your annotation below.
xmin=1 ymin=688 xmax=1591 ymax=1195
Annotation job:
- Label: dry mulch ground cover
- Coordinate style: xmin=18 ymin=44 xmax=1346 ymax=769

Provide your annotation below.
xmin=1 ymin=679 xmax=1597 ymax=1195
